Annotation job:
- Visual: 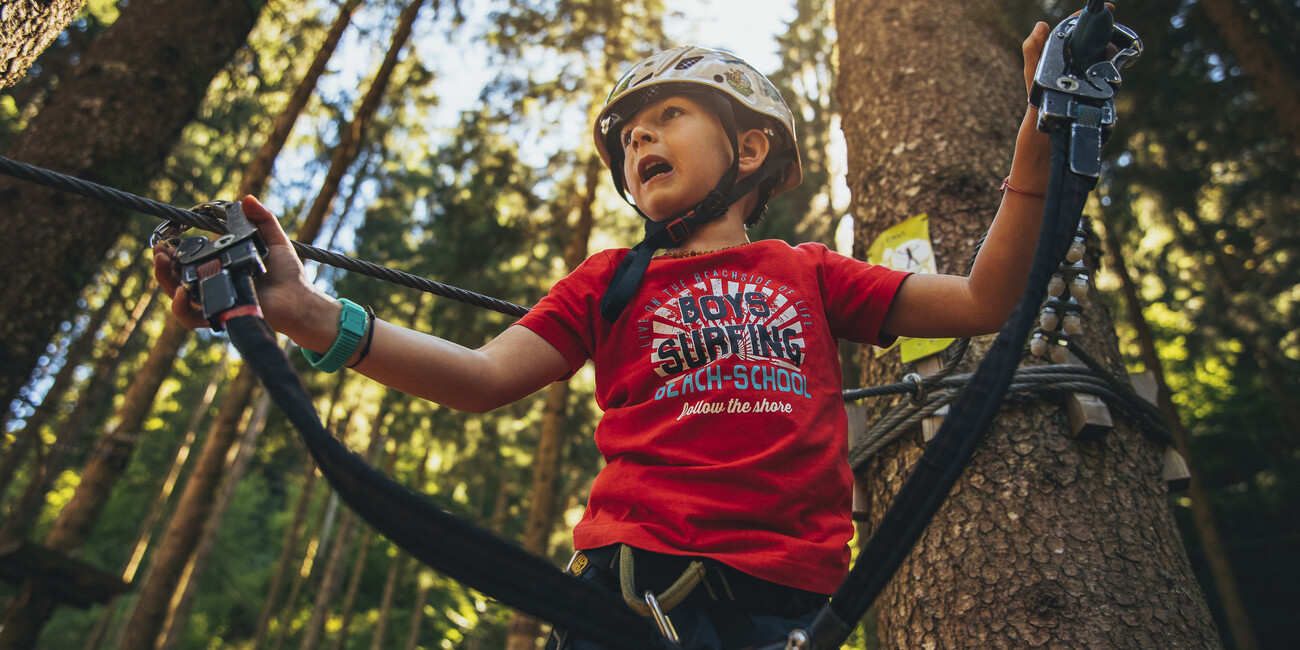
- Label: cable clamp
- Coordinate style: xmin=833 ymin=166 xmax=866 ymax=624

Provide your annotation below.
xmin=170 ymin=201 xmax=267 ymax=331
xmin=904 ymin=372 xmax=928 ymax=407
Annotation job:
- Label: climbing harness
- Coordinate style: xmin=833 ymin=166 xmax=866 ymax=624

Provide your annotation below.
xmin=0 ymin=3 xmax=1146 ymax=647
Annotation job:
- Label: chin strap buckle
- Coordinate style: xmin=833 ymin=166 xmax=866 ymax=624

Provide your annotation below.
xmin=664 ymin=217 xmax=691 ymax=243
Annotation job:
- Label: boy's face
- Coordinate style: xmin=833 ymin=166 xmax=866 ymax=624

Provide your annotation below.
xmin=618 ymin=94 xmax=734 ymax=222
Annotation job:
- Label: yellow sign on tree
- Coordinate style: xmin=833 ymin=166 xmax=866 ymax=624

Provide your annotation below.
xmin=865 ymin=213 xmax=954 ymax=363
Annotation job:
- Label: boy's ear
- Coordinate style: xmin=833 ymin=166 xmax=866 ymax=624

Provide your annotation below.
xmin=737 ymin=128 xmax=771 ymax=175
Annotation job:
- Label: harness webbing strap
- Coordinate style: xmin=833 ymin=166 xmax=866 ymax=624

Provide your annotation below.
xmin=803 ymin=126 xmax=1095 ymax=649
xmin=223 ymin=314 xmax=674 ymax=650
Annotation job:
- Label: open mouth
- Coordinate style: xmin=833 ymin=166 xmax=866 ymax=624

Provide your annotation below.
xmin=638 ymin=159 xmax=674 ymax=184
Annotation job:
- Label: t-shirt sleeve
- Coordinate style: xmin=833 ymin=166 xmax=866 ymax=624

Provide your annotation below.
xmin=812 ymin=244 xmax=911 ymax=347
xmin=511 ymin=252 xmax=616 ymax=378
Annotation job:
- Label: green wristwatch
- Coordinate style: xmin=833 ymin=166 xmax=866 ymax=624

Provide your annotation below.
xmin=302 ymin=298 xmax=367 ymax=373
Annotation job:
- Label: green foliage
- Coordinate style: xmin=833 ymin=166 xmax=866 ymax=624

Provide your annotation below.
xmin=1095 ymin=1 xmax=1300 ymax=646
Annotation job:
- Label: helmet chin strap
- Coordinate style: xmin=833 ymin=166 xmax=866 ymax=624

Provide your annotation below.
xmin=599 ymin=94 xmax=793 ymax=322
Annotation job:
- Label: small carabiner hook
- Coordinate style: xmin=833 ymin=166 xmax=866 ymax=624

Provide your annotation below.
xmin=149 ymin=220 xmax=190 ymax=250
xmin=644 ymin=591 xmax=680 ymax=645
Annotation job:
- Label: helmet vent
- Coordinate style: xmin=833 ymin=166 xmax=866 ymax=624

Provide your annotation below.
xmin=675 ymin=56 xmax=703 ymax=70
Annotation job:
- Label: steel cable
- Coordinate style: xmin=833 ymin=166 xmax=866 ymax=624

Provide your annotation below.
xmin=0 ymin=155 xmax=530 ymax=317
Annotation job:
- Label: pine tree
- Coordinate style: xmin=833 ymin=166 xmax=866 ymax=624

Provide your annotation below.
xmin=0 ymin=0 xmax=267 ymax=412
xmin=835 ymin=0 xmax=1220 ymax=646
xmin=0 ymin=0 xmax=85 ymax=89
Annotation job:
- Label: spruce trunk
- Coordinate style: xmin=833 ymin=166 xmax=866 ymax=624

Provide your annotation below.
xmin=117 ymin=364 xmax=258 ymax=650
xmin=504 ymin=154 xmax=600 ymax=650
xmin=0 ymin=0 xmax=265 ymax=410
xmin=835 ymin=1 xmax=1221 ymax=646
xmin=0 ymin=0 xmax=85 ymax=89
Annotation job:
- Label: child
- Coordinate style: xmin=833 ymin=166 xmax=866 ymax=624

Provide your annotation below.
xmin=155 ymin=23 xmax=1055 ymax=650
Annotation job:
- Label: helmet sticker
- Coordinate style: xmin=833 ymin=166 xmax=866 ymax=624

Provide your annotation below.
xmin=723 ymin=70 xmax=754 ymax=97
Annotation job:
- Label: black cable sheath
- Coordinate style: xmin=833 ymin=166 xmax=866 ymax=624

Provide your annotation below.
xmin=803 ymin=126 xmax=1093 ymax=648
xmin=223 ymin=313 xmax=670 ymax=649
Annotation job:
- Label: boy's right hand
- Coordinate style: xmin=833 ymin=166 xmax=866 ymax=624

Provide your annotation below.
xmin=152 ymin=195 xmax=333 ymax=341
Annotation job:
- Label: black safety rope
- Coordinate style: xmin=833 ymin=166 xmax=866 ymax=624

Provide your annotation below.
xmin=0 ymin=155 xmax=529 ymax=317
xmin=222 ymin=307 xmax=670 ymax=649
xmin=795 ymin=125 xmax=1094 ymax=649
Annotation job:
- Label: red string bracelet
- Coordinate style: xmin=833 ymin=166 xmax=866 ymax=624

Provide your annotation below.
xmin=999 ymin=176 xmax=1046 ymax=199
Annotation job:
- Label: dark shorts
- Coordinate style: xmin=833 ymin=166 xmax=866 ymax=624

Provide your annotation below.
xmin=546 ymin=547 xmax=826 ymax=650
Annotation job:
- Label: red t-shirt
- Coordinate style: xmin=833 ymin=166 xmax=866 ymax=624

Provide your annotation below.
xmin=515 ymin=240 xmax=909 ymax=593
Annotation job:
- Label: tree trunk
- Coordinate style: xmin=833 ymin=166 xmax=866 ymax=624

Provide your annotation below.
xmin=1101 ymin=220 xmax=1257 ymax=650
xmin=0 ymin=0 xmax=85 ymax=88
xmin=0 ymin=282 xmax=155 ymax=545
xmin=297 ymin=404 xmax=388 ymax=650
xmin=156 ymin=390 xmax=271 ymax=650
xmin=117 ymin=364 xmax=259 ymax=650
xmin=252 ymin=462 xmax=319 ymax=650
xmin=241 ymin=0 xmax=362 ymax=199
xmin=404 ymin=570 xmax=432 ymax=650
xmin=504 ymin=153 xmax=600 ymax=650
xmin=0 ymin=314 xmax=189 ymax=649
xmin=835 ymin=1 xmax=1221 ymax=647
xmin=327 ymin=397 xmax=397 ymax=650
xmin=0 ymin=262 xmax=136 ymax=506
xmin=0 ymin=0 xmax=266 ymax=411
xmin=370 ymin=441 xmax=422 ymax=650
xmin=83 ymin=355 xmax=226 ymax=650
xmin=369 ymin=549 xmax=405 ymax=650
xmin=1198 ymin=0 xmax=1300 ymax=156
xmin=267 ymin=378 xmax=351 ymax=650
xmin=296 ymin=0 xmax=425 ymax=243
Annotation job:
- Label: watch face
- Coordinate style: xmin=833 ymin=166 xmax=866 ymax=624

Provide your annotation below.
xmin=890 ymin=239 xmax=933 ymax=271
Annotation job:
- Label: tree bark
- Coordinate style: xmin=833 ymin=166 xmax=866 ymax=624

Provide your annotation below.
xmin=0 ymin=0 xmax=85 ymax=89
xmin=1 ymin=282 xmax=155 ymax=545
xmin=835 ymin=1 xmax=1221 ymax=647
xmin=157 ymin=390 xmax=272 ymax=650
xmin=241 ymin=0 xmax=363 ymax=199
xmin=1101 ymin=220 xmax=1257 ymax=650
xmin=295 ymin=0 xmax=425 ymax=243
xmin=117 ymin=364 xmax=259 ymax=650
xmin=0 ymin=0 xmax=266 ymax=411
xmin=252 ymin=462 xmax=319 ymax=650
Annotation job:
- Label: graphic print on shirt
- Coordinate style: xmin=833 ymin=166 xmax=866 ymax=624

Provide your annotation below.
xmin=635 ymin=268 xmax=815 ymax=420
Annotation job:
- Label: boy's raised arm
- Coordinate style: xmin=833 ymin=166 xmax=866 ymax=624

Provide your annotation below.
xmin=153 ymin=196 xmax=570 ymax=413
xmin=881 ymin=21 xmax=1055 ymax=340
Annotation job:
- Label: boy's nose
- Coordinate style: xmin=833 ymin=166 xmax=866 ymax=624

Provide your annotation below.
xmin=629 ymin=124 xmax=656 ymax=148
